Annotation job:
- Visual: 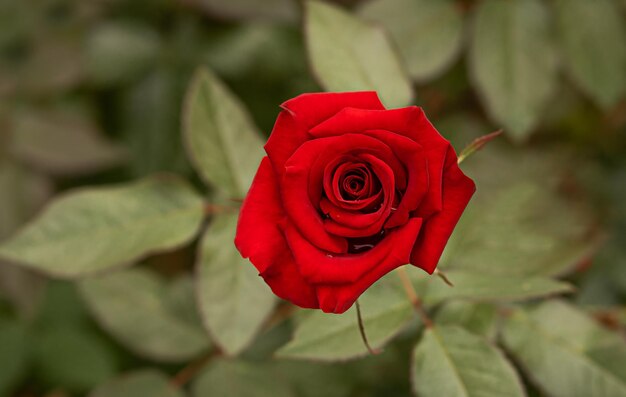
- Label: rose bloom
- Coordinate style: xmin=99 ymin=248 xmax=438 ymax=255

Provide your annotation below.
xmin=235 ymin=92 xmax=475 ymax=314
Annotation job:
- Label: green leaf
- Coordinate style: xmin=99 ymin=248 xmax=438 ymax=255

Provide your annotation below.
xmin=415 ymin=270 xmax=573 ymax=306
xmin=359 ymin=0 xmax=464 ymax=82
xmin=440 ymin=148 xmax=598 ymax=278
xmin=89 ymin=369 xmax=185 ymax=397
xmin=553 ymin=0 xmax=626 ymax=108
xmin=502 ymin=300 xmax=626 ymax=397
xmin=9 ymin=108 xmax=127 ymax=177
xmin=412 ymin=326 xmax=525 ymax=397
xmin=192 ymin=359 xmax=294 ymax=397
xmin=196 ymin=212 xmax=276 ymax=356
xmin=434 ymin=302 xmax=498 ymax=339
xmin=0 ymin=318 xmax=30 ymax=396
xmin=469 ymin=0 xmax=557 ymax=141
xmin=183 ymin=67 xmax=264 ymax=197
xmin=79 ymin=268 xmax=211 ymax=363
xmin=305 ymin=0 xmax=413 ymax=108
xmin=85 ymin=22 xmax=160 ymax=87
xmin=34 ymin=325 xmax=118 ymax=393
xmin=0 ymin=175 xmax=205 ymax=278
xmin=276 ymin=272 xmax=414 ymax=361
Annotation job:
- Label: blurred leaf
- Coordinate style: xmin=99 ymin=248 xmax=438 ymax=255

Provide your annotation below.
xmin=9 ymin=108 xmax=126 ymax=177
xmin=183 ymin=67 xmax=264 ymax=197
xmin=440 ymin=148 xmax=598 ymax=277
xmin=469 ymin=0 xmax=557 ymax=141
xmin=34 ymin=325 xmax=118 ymax=393
xmin=35 ymin=282 xmax=90 ymax=328
xmin=434 ymin=302 xmax=498 ymax=339
xmin=85 ymin=22 xmax=160 ymax=87
xmin=414 ymin=270 xmax=573 ymax=305
xmin=188 ymin=0 xmax=297 ymax=22
xmin=305 ymin=0 xmax=413 ymax=108
xmin=0 ymin=175 xmax=204 ymax=278
xmin=0 ymin=161 xmax=50 ymax=317
xmin=412 ymin=326 xmax=525 ymax=397
xmin=273 ymin=360 xmax=351 ymax=397
xmin=122 ymin=67 xmax=191 ymax=177
xmin=554 ymin=0 xmax=626 ymax=108
xmin=276 ymin=272 xmax=414 ymax=361
xmin=435 ymin=113 xmax=491 ymax=153
xmin=0 ymin=318 xmax=30 ymax=396
xmin=359 ymin=0 xmax=464 ymax=82
xmin=502 ymin=300 xmax=626 ymax=397
xmin=89 ymin=369 xmax=185 ymax=397
xmin=79 ymin=268 xmax=211 ymax=363
xmin=196 ymin=212 xmax=275 ymax=356
xmin=191 ymin=359 xmax=294 ymax=397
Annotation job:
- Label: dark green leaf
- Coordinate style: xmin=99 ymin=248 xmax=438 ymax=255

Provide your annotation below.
xmin=89 ymin=369 xmax=185 ymax=397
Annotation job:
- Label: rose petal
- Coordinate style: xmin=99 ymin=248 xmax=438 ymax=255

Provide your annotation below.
xmin=310 ymin=107 xmax=450 ymax=217
xmin=235 ymin=157 xmax=287 ymax=273
xmin=411 ymin=146 xmax=476 ymax=274
xmin=321 ymin=154 xmax=395 ymax=238
xmin=360 ymin=130 xmax=429 ymax=228
xmin=264 ymin=92 xmax=385 ymax=175
xmin=315 ymin=218 xmax=424 ymax=313
xmin=282 ymin=133 xmax=403 ymax=253
xmin=284 ymin=217 xmax=422 ymax=286
xmin=262 ymin=248 xmax=319 ymax=309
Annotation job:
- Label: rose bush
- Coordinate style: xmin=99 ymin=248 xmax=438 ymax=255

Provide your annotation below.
xmin=235 ymin=91 xmax=475 ymax=313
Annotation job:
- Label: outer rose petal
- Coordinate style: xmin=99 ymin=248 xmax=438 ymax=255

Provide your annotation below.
xmin=264 ymin=92 xmax=384 ymax=175
xmin=310 ymin=107 xmax=450 ymax=217
xmin=316 ymin=218 xmax=423 ymax=313
xmin=262 ymin=249 xmax=319 ymax=309
xmin=283 ymin=217 xmax=421 ymax=285
xmin=411 ymin=146 xmax=476 ymax=274
xmin=235 ymin=157 xmax=286 ymax=273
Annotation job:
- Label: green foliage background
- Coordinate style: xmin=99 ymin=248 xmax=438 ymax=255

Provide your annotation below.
xmin=0 ymin=0 xmax=625 ymax=396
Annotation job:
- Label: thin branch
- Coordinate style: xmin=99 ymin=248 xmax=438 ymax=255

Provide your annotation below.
xmin=395 ymin=266 xmax=433 ymax=328
xmin=355 ymin=300 xmax=381 ymax=355
xmin=170 ymin=350 xmax=216 ymax=388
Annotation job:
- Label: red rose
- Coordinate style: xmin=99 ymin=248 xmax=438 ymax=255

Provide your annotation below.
xmin=235 ymin=92 xmax=475 ymax=314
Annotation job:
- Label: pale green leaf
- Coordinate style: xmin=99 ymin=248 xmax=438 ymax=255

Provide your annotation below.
xmin=196 ymin=212 xmax=276 ymax=356
xmin=192 ymin=359 xmax=294 ymax=397
xmin=554 ymin=0 xmax=626 ymax=108
xmin=183 ymin=67 xmax=264 ymax=197
xmin=305 ymin=0 xmax=413 ymax=108
xmin=359 ymin=0 xmax=464 ymax=81
xmin=469 ymin=0 xmax=557 ymax=141
xmin=439 ymin=148 xmax=598 ymax=278
xmin=412 ymin=326 xmax=525 ymax=397
xmin=89 ymin=369 xmax=185 ymax=397
xmin=79 ymin=268 xmax=211 ymax=363
xmin=415 ymin=270 xmax=573 ymax=305
xmin=276 ymin=272 xmax=414 ymax=361
xmin=502 ymin=300 xmax=626 ymax=397
xmin=34 ymin=325 xmax=118 ymax=393
xmin=0 ymin=175 xmax=205 ymax=278
xmin=0 ymin=318 xmax=30 ymax=396
xmin=434 ymin=302 xmax=499 ymax=339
